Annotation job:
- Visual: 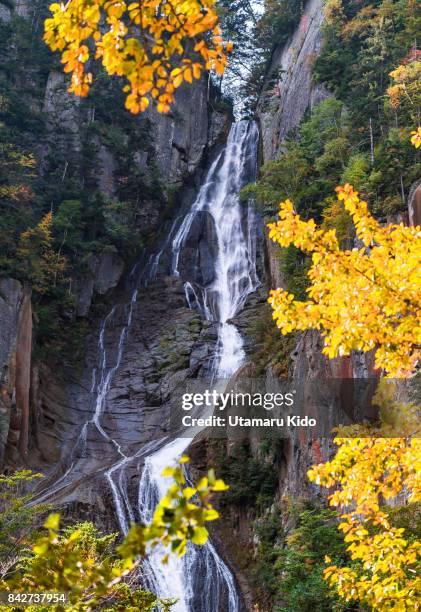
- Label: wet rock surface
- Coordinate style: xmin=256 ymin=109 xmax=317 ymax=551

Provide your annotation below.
xmin=178 ymin=210 xmax=219 ymax=287
xmin=33 ymin=273 xmax=218 ymax=510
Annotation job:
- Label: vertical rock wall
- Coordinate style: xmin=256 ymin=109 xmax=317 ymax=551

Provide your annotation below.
xmin=0 ymin=280 xmax=33 ymax=466
xmin=0 ymin=3 xmax=232 ymax=470
xmin=254 ymin=0 xmax=379 ymax=503
xmin=257 ymin=0 xmax=329 ymax=162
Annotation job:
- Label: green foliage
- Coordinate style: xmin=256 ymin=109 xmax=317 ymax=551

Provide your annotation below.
xmin=387 ymin=502 xmax=421 ymax=544
xmin=0 ymin=471 xmax=50 ymax=579
xmin=249 ymin=303 xmax=297 ymax=376
xmin=216 ymin=441 xmax=278 ymax=509
xmin=0 ymin=139 xmax=37 ymax=277
xmin=242 ymin=144 xmax=312 ymax=215
xmin=243 ymin=98 xmax=351 ymax=219
xmin=312 ymin=0 xmax=421 ymax=211
xmin=0 ymin=458 xmax=228 ymax=610
xmin=273 ymin=507 xmax=352 ymax=611
xmin=340 ymin=153 xmax=370 ymax=187
xmin=251 ymin=501 xmax=354 ymax=611
xmin=257 ymin=0 xmax=304 ymax=50
xmin=2 ymin=516 xmax=171 ymax=612
xmin=316 ymin=0 xmax=421 ymax=120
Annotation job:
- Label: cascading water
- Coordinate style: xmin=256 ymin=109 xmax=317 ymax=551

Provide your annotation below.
xmin=137 ymin=120 xmax=260 ymax=611
xmin=34 ymin=120 xmax=259 ymax=612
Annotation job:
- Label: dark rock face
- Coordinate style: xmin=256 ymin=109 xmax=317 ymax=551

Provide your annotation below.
xmin=146 ymin=80 xmax=210 ymax=184
xmin=178 ymin=211 xmax=219 ymax=287
xmin=33 ymin=274 xmax=218 ymax=512
xmin=0 ymin=279 xmax=24 ymax=465
xmin=73 ymin=253 xmax=125 ymax=317
xmin=0 ymin=0 xmax=31 ymax=21
xmin=0 ymin=280 xmax=32 ymax=466
xmin=0 ymin=279 xmax=23 ymax=379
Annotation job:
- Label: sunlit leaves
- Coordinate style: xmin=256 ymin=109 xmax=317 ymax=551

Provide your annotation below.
xmin=387 ymin=56 xmax=421 ymax=149
xmin=17 ymin=212 xmax=67 ymax=294
xmin=43 ymin=0 xmax=231 ymax=114
xmin=268 ymin=184 xmax=421 ymax=377
xmin=121 ymin=456 xmax=228 ymax=562
xmin=410 ymin=127 xmax=421 ymax=149
xmin=2 ymin=458 xmax=228 ymax=608
xmin=308 ymin=381 xmax=421 ymax=611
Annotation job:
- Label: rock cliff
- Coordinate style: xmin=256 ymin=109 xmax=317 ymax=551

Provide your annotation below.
xmin=0 ymin=279 xmax=32 ymax=465
xmin=257 ymin=0 xmax=329 ymax=161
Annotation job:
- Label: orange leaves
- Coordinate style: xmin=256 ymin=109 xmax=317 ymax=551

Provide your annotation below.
xmin=268 ymin=185 xmax=421 ymax=377
xmin=44 ymin=0 xmax=232 ymax=114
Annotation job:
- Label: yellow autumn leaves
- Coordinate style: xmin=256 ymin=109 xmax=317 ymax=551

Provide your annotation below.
xmin=411 ymin=127 xmax=421 ymax=148
xmin=268 ymin=183 xmax=421 ymax=377
xmin=308 ymin=382 xmax=421 ymax=610
xmin=270 ymin=186 xmax=421 ymax=607
xmin=387 ymin=58 xmax=421 ymax=149
xmin=44 ymin=0 xmax=232 ymax=114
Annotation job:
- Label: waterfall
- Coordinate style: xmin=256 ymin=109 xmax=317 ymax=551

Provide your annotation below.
xmin=33 ymin=121 xmax=259 ymax=611
xmin=172 ymin=121 xmax=259 ymax=377
xmin=137 ymin=120 xmax=260 ymax=611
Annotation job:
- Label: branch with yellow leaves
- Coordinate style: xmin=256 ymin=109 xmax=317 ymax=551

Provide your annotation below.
xmin=44 ymin=0 xmax=232 ymax=114
xmin=268 ymin=184 xmax=421 ymax=377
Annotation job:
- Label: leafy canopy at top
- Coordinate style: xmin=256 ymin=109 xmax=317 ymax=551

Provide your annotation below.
xmin=44 ymin=0 xmax=232 ymax=114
